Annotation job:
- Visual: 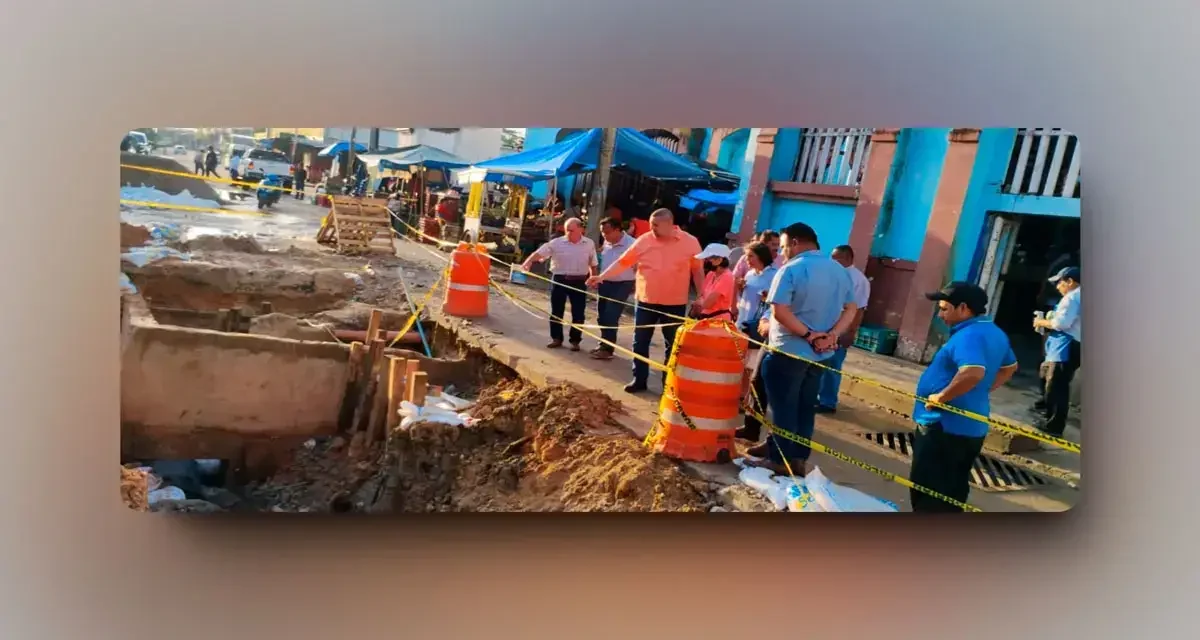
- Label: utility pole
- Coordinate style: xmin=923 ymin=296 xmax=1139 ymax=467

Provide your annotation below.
xmin=585 ymin=127 xmax=617 ymax=241
xmin=346 ymin=127 xmax=357 ymax=179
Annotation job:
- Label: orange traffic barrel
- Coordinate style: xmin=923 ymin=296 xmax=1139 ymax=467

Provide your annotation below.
xmin=443 ymin=242 xmax=491 ymax=318
xmin=649 ymin=319 xmax=749 ymax=464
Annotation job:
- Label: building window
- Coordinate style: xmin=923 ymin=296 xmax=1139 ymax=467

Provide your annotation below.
xmin=1002 ymin=128 xmax=1081 ymax=199
xmin=792 ymin=128 xmax=874 ymax=187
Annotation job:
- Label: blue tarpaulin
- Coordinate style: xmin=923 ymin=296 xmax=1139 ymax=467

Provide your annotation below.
xmin=377 ymin=145 xmax=471 ymax=171
xmin=471 ymin=128 xmax=712 ymax=182
xmin=679 ymin=188 xmax=741 ymax=210
xmin=318 ymin=141 xmax=369 ymax=157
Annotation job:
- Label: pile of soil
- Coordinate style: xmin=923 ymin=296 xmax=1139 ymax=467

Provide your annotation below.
xmin=386 ymin=380 xmax=712 ymax=512
xmin=120 ymin=152 xmax=222 ymax=201
xmin=311 ymin=302 xmax=411 ymax=331
xmin=241 ymin=437 xmax=388 ymax=513
xmin=179 ymin=234 xmax=264 ymax=254
xmin=120 ymin=222 xmax=151 ymax=249
xmin=120 ymin=466 xmax=149 ymax=511
xmin=124 ymin=259 xmax=360 ymax=315
xmin=248 ymin=313 xmax=338 ymax=342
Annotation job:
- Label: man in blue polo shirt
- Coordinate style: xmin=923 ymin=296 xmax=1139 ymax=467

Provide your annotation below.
xmin=746 ymin=222 xmax=857 ymax=477
xmin=911 ymin=282 xmax=1018 ymax=512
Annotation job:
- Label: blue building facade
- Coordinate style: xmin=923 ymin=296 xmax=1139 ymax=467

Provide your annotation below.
xmin=720 ymin=126 xmax=1080 ymax=364
xmin=514 ymin=126 xmax=1079 ymax=364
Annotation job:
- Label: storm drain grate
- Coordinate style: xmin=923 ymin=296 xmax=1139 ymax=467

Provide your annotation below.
xmin=860 ymin=431 xmax=1049 ymax=492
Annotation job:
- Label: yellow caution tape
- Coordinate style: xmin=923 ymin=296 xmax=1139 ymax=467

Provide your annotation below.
xmin=120 ymin=163 xmax=299 ymax=194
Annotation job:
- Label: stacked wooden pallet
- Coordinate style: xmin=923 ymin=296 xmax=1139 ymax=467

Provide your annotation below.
xmin=316 ymin=195 xmax=396 ymax=254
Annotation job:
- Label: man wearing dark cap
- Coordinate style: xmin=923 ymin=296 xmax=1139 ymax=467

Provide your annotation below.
xmin=911 ymin=282 xmax=1019 ymax=512
xmin=1032 ymin=266 xmax=1082 ymax=436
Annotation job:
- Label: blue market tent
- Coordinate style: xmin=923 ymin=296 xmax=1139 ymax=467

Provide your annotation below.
xmin=377 ymin=144 xmax=471 ymax=171
xmin=471 ymin=128 xmax=712 ymax=182
xmin=318 ymin=141 xmax=368 ymax=157
xmin=679 ymin=188 xmax=740 ymax=210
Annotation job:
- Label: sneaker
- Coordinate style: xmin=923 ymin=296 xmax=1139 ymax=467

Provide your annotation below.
xmin=569 ymin=342 xmax=581 ymax=352
xmin=546 ymin=340 xmax=563 ymax=349
xmin=591 ymin=349 xmax=614 ymax=360
xmin=624 ymin=381 xmax=648 ymax=394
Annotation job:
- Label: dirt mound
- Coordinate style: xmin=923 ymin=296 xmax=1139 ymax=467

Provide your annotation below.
xmin=385 ymin=381 xmax=711 ymax=512
xmin=180 ymin=234 xmax=264 ymax=255
xmin=120 ymin=466 xmax=150 ymax=511
xmin=242 ymin=437 xmax=388 ymax=513
xmin=125 ymin=259 xmax=360 ymax=314
xmin=120 ymin=152 xmax=221 ymax=201
xmin=311 ymin=302 xmax=411 ymax=331
xmin=248 ymin=313 xmax=338 ymax=342
xmin=120 ymin=222 xmax=151 ymax=248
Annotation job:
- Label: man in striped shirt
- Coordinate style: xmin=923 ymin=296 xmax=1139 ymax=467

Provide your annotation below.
xmin=521 ymin=217 xmax=598 ymax=351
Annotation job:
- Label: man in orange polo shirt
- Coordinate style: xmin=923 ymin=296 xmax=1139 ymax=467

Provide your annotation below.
xmin=587 ymin=208 xmax=704 ymax=394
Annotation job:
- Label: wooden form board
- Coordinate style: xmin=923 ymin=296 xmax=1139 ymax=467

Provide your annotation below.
xmin=322 ymin=195 xmax=396 ymax=254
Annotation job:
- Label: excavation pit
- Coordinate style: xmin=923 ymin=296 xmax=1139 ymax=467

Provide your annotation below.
xmin=122 ymin=320 xmax=718 ymax=513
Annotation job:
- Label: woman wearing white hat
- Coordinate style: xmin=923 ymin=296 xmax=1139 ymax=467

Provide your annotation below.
xmin=689 ymin=243 xmax=735 ymax=321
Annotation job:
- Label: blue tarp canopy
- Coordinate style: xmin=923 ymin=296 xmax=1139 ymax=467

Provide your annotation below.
xmin=471 ymin=128 xmax=712 ymax=182
xmin=679 ymin=188 xmax=740 ymax=210
xmin=377 ymin=144 xmax=471 ymax=171
xmin=318 ymin=141 xmax=368 ymax=157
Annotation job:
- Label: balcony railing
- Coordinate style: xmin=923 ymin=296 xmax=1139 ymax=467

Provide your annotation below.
xmin=793 ymin=128 xmax=874 ymax=187
xmin=1003 ymin=128 xmax=1081 ymax=199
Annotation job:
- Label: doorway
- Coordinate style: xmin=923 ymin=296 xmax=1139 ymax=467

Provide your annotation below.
xmin=976 ymin=212 xmax=1080 ymax=380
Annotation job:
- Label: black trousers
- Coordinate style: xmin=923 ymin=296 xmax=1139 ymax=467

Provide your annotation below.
xmin=549 ymin=274 xmax=588 ymax=345
xmin=1041 ymin=339 xmax=1081 ymax=436
xmin=908 ymin=423 xmax=984 ymax=513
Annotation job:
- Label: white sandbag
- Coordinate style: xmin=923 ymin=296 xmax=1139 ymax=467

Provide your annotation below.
xmin=784 ymin=478 xmax=824 ymax=512
xmin=738 ymin=466 xmax=788 ymax=511
xmin=195 ymin=459 xmax=222 ymax=475
xmin=804 ymin=466 xmax=899 ymax=513
xmin=399 ymin=412 xmax=465 ymax=430
xmin=434 ymin=392 xmax=474 ymax=411
xmin=147 ymin=486 xmax=186 ymax=506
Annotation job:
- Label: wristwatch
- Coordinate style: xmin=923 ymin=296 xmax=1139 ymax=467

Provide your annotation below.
xmin=799 ymin=329 xmax=812 ymax=340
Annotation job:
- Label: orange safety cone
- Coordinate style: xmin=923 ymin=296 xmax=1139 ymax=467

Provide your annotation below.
xmin=443 ymin=242 xmax=491 ymax=318
xmin=648 ymin=319 xmax=749 ymax=464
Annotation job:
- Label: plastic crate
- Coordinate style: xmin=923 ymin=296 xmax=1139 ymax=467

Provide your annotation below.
xmin=853 ymin=326 xmax=898 ymax=355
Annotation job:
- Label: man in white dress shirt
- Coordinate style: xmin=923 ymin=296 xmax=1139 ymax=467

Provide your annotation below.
xmin=816 ymin=244 xmax=872 ymax=414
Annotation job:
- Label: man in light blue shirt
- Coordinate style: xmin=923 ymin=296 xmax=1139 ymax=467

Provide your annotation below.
xmin=745 ymin=222 xmax=857 ymax=476
xmin=1032 ymin=266 xmax=1081 ymax=436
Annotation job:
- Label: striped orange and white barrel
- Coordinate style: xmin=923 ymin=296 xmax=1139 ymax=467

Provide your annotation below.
xmin=443 ymin=242 xmax=491 ymax=318
xmin=649 ymin=319 xmax=749 ymax=464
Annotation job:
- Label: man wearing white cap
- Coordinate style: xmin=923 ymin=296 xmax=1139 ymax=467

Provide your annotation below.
xmin=690 ymin=243 xmax=735 ymax=321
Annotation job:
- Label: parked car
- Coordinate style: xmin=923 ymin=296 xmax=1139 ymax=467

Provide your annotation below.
xmin=173 ymin=144 xmax=187 ymax=155
xmin=238 ymin=148 xmax=293 ymax=190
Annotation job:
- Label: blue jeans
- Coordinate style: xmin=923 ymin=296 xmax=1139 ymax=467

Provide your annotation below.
xmin=596 ymin=280 xmax=635 ymax=350
xmin=817 ymin=346 xmax=848 ymax=409
xmin=631 ymin=302 xmax=687 ymax=384
xmin=761 ymin=351 xmax=824 ymax=464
